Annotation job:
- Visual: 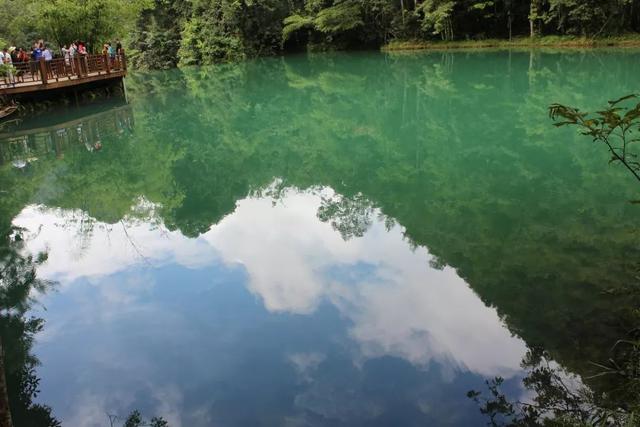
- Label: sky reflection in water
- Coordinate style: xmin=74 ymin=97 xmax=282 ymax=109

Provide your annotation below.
xmin=7 ymin=49 xmax=638 ymax=426
xmin=16 ymin=186 xmax=526 ymax=426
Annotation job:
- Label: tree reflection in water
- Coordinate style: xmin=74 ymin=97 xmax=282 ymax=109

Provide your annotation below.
xmin=469 ymin=339 xmax=640 ymax=426
xmin=0 ymin=228 xmax=59 ymax=427
xmin=468 ymin=94 xmax=640 ymax=426
xmin=2 ymin=51 xmax=640 ymax=425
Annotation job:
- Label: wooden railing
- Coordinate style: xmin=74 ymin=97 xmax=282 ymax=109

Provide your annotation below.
xmin=3 ymin=52 xmax=127 ymax=88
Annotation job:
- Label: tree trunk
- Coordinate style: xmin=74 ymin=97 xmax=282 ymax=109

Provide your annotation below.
xmin=508 ymin=12 xmax=513 ymax=41
xmin=0 ymin=337 xmax=13 ymax=427
xmin=529 ymin=0 xmax=539 ymax=38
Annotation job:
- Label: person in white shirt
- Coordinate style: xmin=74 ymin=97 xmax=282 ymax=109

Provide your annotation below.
xmin=43 ymin=46 xmax=53 ymax=61
xmin=4 ymin=49 xmax=11 ymax=65
xmin=1 ymin=48 xmax=15 ymax=85
xmin=61 ymin=44 xmax=70 ymax=66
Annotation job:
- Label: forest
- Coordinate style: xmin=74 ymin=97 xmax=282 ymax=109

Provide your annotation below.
xmin=1 ymin=0 xmax=640 ymax=69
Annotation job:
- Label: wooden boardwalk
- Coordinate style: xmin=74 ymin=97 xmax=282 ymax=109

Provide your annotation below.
xmin=0 ymin=53 xmax=127 ymax=97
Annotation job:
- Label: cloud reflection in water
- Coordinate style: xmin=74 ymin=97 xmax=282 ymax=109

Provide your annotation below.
xmin=15 ymin=186 xmax=527 ymax=426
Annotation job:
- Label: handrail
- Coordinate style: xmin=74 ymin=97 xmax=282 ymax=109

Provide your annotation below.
xmin=2 ymin=52 xmax=127 ymax=88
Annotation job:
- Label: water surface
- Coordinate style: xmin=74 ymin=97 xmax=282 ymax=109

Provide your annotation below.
xmin=1 ymin=50 xmax=639 ymax=426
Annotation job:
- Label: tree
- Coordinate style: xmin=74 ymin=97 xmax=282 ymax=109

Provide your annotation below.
xmin=37 ymin=0 xmax=151 ymax=50
xmin=128 ymin=0 xmax=186 ymax=69
xmin=418 ymin=0 xmax=457 ymax=41
xmin=120 ymin=410 xmax=169 ymax=427
xmin=283 ymin=0 xmax=367 ymax=48
xmin=529 ymin=0 xmax=542 ymax=37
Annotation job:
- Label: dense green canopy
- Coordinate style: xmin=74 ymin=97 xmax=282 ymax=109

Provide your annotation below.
xmin=2 ymin=0 xmax=640 ymax=68
xmin=130 ymin=0 xmax=640 ymax=67
xmin=0 ymin=0 xmax=149 ymax=51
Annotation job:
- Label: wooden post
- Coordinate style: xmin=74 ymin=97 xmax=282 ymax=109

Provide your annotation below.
xmin=39 ymin=58 xmax=47 ymax=85
xmin=74 ymin=56 xmax=82 ymax=78
xmin=121 ymin=50 xmax=127 ymax=72
xmin=122 ymin=78 xmax=128 ymax=103
xmin=103 ymin=54 xmax=111 ymax=74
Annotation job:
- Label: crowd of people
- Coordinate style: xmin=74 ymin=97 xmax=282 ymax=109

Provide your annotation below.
xmin=0 ymin=39 xmax=123 ymax=86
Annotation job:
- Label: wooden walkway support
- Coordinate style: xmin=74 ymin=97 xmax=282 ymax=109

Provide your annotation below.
xmin=0 ymin=52 xmax=127 ymax=96
xmin=0 ymin=103 xmax=134 ymax=166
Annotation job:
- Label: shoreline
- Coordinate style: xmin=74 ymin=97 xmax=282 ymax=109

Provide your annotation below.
xmin=382 ymin=35 xmax=640 ymax=52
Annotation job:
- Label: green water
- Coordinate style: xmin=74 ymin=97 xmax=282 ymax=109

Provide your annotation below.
xmin=0 ymin=50 xmax=639 ymax=426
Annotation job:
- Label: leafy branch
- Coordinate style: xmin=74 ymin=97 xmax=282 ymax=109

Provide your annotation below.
xmin=549 ymin=94 xmax=640 ymax=184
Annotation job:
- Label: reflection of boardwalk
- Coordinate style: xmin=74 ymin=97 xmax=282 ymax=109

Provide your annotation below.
xmin=0 ymin=54 xmax=127 ymax=97
xmin=0 ymin=104 xmax=134 ymax=165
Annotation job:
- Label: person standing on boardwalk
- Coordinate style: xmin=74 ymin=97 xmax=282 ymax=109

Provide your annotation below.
xmin=77 ymin=42 xmax=88 ymax=75
xmin=42 ymin=45 xmax=53 ymax=80
xmin=1 ymin=49 xmax=12 ymax=65
xmin=108 ymin=43 xmax=115 ymax=62
xmin=17 ymin=48 xmax=28 ymax=63
xmin=31 ymin=43 xmax=41 ymax=61
xmin=69 ymin=42 xmax=77 ymax=72
xmin=1 ymin=48 xmax=15 ymax=86
xmin=61 ymin=44 xmax=70 ymax=66
xmin=42 ymin=45 xmax=52 ymax=61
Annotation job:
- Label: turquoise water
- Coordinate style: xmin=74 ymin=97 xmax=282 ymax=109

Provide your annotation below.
xmin=1 ymin=50 xmax=639 ymax=426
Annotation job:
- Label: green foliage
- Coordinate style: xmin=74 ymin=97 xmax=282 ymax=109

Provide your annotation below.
xmin=122 ymin=410 xmax=169 ymax=427
xmin=3 ymin=0 xmax=640 ymax=68
xmin=314 ymin=2 xmax=364 ymax=34
xmin=179 ymin=15 xmax=246 ymax=65
xmin=0 ymin=1 xmax=39 ymax=48
xmin=0 ymin=63 xmax=15 ymax=77
xmin=282 ymin=15 xmax=315 ymax=42
xmin=283 ymin=0 xmax=365 ymax=47
xmin=37 ymin=0 xmax=151 ymax=50
xmin=174 ymin=0 xmax=290 ymax=65
xmin=550 ymin=94 xmax=640 ymax=183
xmin=128 ymin=0 xmax=184 ymax=70
xmin=418 ymin=0 xmax=457 ymax=40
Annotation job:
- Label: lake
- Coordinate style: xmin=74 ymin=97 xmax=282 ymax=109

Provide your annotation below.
xmin=0 ymin=50 xmax=639 ymax=426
